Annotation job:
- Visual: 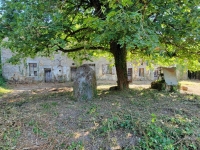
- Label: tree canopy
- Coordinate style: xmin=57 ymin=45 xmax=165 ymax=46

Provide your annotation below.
xmin=0 ymin=0 xmax=200 ymax=89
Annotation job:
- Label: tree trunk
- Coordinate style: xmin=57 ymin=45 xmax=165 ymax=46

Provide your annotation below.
xmin=110 ymin=41 xmax=129 ymax=90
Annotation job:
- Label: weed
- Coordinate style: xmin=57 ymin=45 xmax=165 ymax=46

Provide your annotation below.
xmin=137 ymin=114 xmax=199 ymax=150
xmin=51 ymin=101 xmax=58 ymax=106
xmin=59 ymin=143 xmax=66 ymax=149
xmin=0 ymin=69 xmax=7 ymax=86
xmin=67 ymin=141 xmax=84 ymax=150
xmin=40 ymin=101 xmax=58 ymax=112
xmin=41 ymin=102 xmax=52 ymax=110
xmin=97 ymin=114 xmax=136 ymax=135
xmin=28 ymin=119 xmax=48 ymax=138
xmin=1 ymin=127 xmax=21 ymax=149
xmin=87 ymin=104 xmax=98 ymax=115
xmin=139 ymin=123 xmax=175 ymax=149
xmin=53 ymin=110 xmax=59 ymax=116
xmin=14 ymin=100 xmax=26 ymax=107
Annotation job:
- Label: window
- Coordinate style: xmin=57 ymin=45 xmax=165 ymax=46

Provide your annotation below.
xmin=127 ymin=68 xmax=132 ymax=82
xmin=139 ymin=68 xmax=144 ymax=77
xmin=29 ymin=63 xmax=37 ymax=76
xmin=154 ymin=69 xmax=159 ymax=77
xmin=102 ymin=64 xmax=112 ymax=74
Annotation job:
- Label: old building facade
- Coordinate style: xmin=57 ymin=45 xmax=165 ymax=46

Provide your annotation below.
xmin=1 ymin=48 xmax=179 ymax=83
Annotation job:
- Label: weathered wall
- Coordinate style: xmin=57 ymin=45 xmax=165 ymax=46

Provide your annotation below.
xmin=25 ymin=53 xmax=73 ymax=82
xmin=1 ymin=49 xmax=114 ymax=82
xmin=1 ymin=48 xmax=27 ymax=82
xmin=1 ymin=48 xmax=74 ymax=82
xmin=1 ymin=48 xmax=165 ymax=83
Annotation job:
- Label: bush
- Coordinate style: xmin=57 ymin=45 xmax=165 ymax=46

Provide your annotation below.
xmin=151 ymin=80 xmax=165 ymax=91
xmin=0 ymin=69 xmax=6 ymax=86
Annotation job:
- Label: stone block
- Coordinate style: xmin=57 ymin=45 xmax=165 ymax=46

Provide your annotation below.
xmin=73 ymin=64 xmax=97 ymax=101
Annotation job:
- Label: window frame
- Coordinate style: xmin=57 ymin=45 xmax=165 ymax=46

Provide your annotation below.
xmin=102 ymin=64 xmax=113 ymax=75
xmin=139 ymin=68 xmax=144 ymax=77
xmin=29 ymin=63 xmax=38 ymax=76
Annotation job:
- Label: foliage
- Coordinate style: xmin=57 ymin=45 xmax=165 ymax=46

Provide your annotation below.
xmin=1 ymin=127 xmax=21 ymax=149
xmin=28 ymin=119 xmax=48 ymax=137
xmin=97 ymin=114 xmax=135 ymax=135
xmin=0 ymin=72 xmax=6 ymax=86
xmin=0 ymin=48 xmax=7 ymax=86
xmin=0 ymin=53 xmax=8 ymax=94
xmin=0 ymin=0 xmax=199 ymax=71
xmin=137 ymin=114 xmax=200 ymax=150
xmin=67 ymin=141 xmax=84 ymax=150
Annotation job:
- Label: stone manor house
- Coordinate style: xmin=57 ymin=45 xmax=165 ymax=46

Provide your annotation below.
xmin=1 ymin=47 xmax=187 ymax=83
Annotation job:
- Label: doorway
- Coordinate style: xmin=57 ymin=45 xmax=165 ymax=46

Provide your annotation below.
xmin=70 ymin=67 xmax=77 ymax=81
xmin=44 ymin=68 xmax=52 ymax=82
xmin=127 ymin=68 xmax=132 ymax=82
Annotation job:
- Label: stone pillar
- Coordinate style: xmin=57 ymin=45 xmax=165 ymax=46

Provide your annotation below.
xmin=73 ymin=64 xmax=97 ymax=101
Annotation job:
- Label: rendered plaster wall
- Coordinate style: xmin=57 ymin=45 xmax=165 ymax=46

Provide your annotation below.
xmin=131 ymin=62 xmax=155 ymax=81
xmin=1 ymin=48 xmax=157 ymax=82
xmin=1 ymin=49 xmax=118 ymax=82
xmin=92 ymin=57 xmax=117 ymax=81
xmin=1 ymin=48 xmax=27 ymax=82
xmin=24 ymin=52 xmax=74 ymax=82
xmin=1 ymin=49 xmax=74 ymax=82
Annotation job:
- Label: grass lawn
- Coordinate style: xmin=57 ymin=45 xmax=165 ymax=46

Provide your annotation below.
xmin=0 ymin=84 xmax=200 ymax=149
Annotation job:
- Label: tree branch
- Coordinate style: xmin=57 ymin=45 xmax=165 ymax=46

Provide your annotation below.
xmin=64 ymin=27 xmax=92 ymax=40
xmin=56 ymin=44 xmax=106 ymax=52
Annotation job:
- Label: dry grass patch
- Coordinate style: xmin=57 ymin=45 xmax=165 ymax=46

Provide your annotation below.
xmin=0 ymin=85 xmax=200 ymax=149
xmin=0 ymin=87 xmax=12 ymax=97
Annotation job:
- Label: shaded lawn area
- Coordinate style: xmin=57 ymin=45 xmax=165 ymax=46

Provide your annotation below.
xmin=0 ymin=85 xmax=200 ymax=150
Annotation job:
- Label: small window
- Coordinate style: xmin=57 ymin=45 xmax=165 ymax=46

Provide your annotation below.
xmin=102 ymin=64 xmax=113 ymax=74
xmin=29 ymin=63 xmax=37 ymax=76
xmin=154 ymin=69 xmax=158 ymax=77
xmin=34 ymin=71 xmax=37 ymax=76
xmin=139 ymin=68 xmax=144 ymax=77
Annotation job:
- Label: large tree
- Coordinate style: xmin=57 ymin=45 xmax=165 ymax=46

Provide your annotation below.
xmin=0 ymin=0 xmax=200 ymax=90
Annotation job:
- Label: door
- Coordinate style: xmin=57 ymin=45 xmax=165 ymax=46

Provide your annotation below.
xmin=44 ymin=68 xmax=52 ymax=82
xmin=127 ymin=68 xmax=132 ymax=82
xmin=70 ymin=67 xmax=77 ymax=81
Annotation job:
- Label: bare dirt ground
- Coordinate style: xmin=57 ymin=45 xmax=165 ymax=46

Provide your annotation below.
xmin=7 ymin=80 xmax=200 ymax=96
xmin=179 ymin=80 xmax=200 ymax=95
